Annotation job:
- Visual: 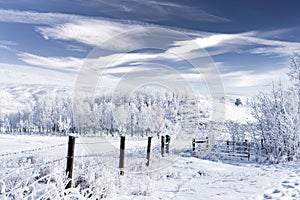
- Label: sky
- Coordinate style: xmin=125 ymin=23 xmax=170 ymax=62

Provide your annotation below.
xmin=0 ymin=0 xmax=300 ymax=96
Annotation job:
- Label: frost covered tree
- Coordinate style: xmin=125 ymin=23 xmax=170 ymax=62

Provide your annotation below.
xmin=250 ymin=83 xmax=296 ymax=161
xmin=225 ymin=120 xmax=246 ymax=142
xmin=250 ymin=53 xmax=300 ymax=162
xmin=114 ymin=104 xmax=131 ymax=135
xmin=288 ymin=53 xmax=300 ymax=111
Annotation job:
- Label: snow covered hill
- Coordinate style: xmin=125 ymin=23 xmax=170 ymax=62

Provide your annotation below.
xmin=0 ymin=84 xmax=72 ymax=113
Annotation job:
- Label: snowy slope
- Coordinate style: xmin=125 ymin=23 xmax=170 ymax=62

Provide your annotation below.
xmin=224 ymin=102 xmax=254 ymax=123
xmin=0 ymin=85 xmax=70 ymax=113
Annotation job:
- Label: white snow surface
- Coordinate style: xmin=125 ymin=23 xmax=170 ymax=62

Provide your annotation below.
xmin=1 ymin=133 xmax=299 ymax=199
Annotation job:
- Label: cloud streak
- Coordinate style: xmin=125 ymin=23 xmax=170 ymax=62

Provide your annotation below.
xmin=222 ymin=67 xmax=289 ymax=88
xmin=0 ymin=9 xmax=149 ymax=50
xmin=17 ymin=52 xmax=83 ymax=71
xmin=191 ymin=31 xmax=300 ymax=57
xmin=72 ymin=0 xmax=230 ymax=23
xmin=0 ymin=40 xmax=16 ymax=51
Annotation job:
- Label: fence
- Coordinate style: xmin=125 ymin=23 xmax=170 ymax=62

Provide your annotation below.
xmin=0 ymin=133 xmax=172 ymax=198
xmin=65 ymin=134 xmax=171 ymax=187
xmin=192 ymin=138 xmax=251 ymax=161
xmin=192 ymin=137 xmax=209 ymax=155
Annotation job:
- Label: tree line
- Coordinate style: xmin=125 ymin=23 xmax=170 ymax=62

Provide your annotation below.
xmin=0 ymin=86 xmax=209 ymax=137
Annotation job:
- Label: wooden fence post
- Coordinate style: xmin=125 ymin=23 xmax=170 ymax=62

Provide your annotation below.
xmin=192 ymin=139 xmax=195 ymax=154
xmin=226 ymin=140 xmax=229 ymax=153
xmin=247 ymin=142 xmax=250 ymax=161
xmin=119 ymin=136 xmax=125 ymax=175
xmin=161 ymin=136 xmax=165 ymax=157
xmin=146 ymin=136 xmax=152 ymax=166
xmin=244 ymin=139 xmax=248 ymax=152
xmin=165 ymin=135 xmax=170 ymax=154
xmin=66 ymin=135 xmax=76 ymax=189
xmin=206 ymin=136 xmax=209 ymax=150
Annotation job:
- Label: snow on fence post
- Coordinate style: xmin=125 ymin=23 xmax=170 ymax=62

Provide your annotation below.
xmin=66 ymin=135 xmax=76 ymax=189
xmin=161 ymin=135 xmax=165 ymax=157
xmin=119 ymin=136 xmax=125 ymax=175
xmin=146 ymin=136 xmax=152 ymax=166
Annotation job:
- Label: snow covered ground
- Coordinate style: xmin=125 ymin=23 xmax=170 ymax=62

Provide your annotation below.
xmin=1 ymin=133 xmax=300 ymax=199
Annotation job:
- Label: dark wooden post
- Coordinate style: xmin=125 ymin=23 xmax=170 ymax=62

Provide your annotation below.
xmin=166 ymin=143 xmax=169 ymax=154
xmin=261 ymin=139 xmax=264 ymax=149
xmin=244 ymin=139 xmax=248 ymax=151
xmin=66 ymin=135 xmax=76 ymax=189
xmin=161 ymin=136 xmax=165 ymax=157
xmin=165 ymin=135 xmax=170 ymax=154
xmin=192 ymin=139 xmax=196 ymax=153
xmin=247 ymin=142 xmax=250 ymax=161
xmin=206 ymin=136 xmax=209 ymax=150
xmin=226 ymin=140 xmax=229 ymax=153
xmin=119 ymin=136 xmax=125 ymax=175
xmin=146 ymin=136 xmax=152 ymax=166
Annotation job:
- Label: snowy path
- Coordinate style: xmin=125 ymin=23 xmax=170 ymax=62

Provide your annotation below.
xmin=258 ymin=164 xmax=300 ymax=199
xmin=112 ymin=158 xmax=295 ymax=200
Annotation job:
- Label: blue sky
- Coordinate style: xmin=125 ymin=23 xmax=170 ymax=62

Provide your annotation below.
xmin=0 ymin=0 xmax=300 ymax=96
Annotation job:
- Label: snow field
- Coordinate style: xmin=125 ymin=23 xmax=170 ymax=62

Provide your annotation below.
xmin=1 ymin=133 xmax=300 ymax=199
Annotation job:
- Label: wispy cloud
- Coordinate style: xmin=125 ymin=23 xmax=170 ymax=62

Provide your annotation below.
xmin=0 ymin=9 xmax=229 ymax=51
xmin=132 ymin=0 xmax=231 ymax=22
xmin=66 ymin=44 xmax=88 ymax=53
xmin=16 ymin=51 xmax=163 ymax=73
xmin=222 ymin=67 xmax=289 ymax=88
xmin=17 ymin=52 xmax=83 ymax=71
xmin=0 ymin=62 xmax=75 ymax=85
xmin=0 ymin=9 xmax=147 ymax=50
xmin=171 ymin=31 xmax=300 ymax=58
xmin=0 ymin=9 xmax=84 ymax=25
xmin=0 ymin=40 xmax=17 ymax=51
xmin=36 ymin=20 xmax=144 ymax=50
xmin=74 ymin=0 xmax=230 ymax=23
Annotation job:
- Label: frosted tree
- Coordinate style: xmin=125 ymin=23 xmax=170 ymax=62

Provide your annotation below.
xmin=114 ymin=104 xmax=130 ymax=136
xmin=287 ymin=52 xmax=300 ymax=140
xmin=225 ymin=120 xmax=246 ymax=142
xmin=75 ymin=97 xmax=94 ymax=134
xmin=250 ymin=81 xmax=299 ymax=162
xmin=288 ymin=52 xmax=300 ymax=112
